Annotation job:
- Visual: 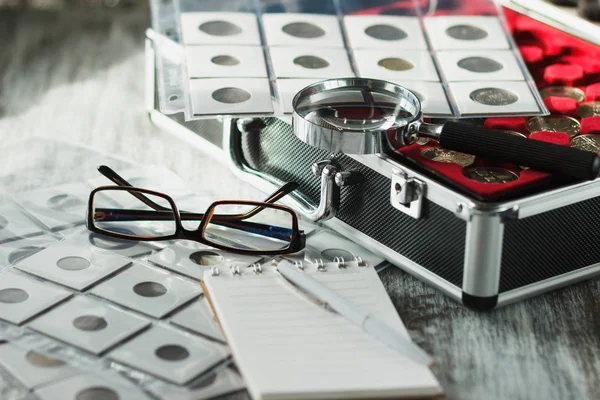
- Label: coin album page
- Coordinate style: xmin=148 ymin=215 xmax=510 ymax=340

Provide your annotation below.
xmin=0 ymin=140 xmax=392 ymax=399
xmin=152 ymin=0 xmax=546 ymax=119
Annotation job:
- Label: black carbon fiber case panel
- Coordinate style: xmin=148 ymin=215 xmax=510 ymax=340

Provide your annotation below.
xmin=501 ymin=198 xmax=600 ymax=293
xmin=240 ymin=118 xmax=466 ymax=287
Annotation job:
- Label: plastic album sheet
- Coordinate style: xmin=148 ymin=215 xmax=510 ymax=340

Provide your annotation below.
xmin=150 ymin=0 xmax=547 ymax=120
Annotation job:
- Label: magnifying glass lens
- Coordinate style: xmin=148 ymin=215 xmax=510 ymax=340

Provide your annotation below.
xmin=295 ymin=85 xmax=419 ymax=132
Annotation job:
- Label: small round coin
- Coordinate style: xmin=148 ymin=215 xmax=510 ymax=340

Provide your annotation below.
xmin=364 ymin=24 xmax=407 ymax=41
xmin=416 ymin=137 xmax=431 ymax=146
xmin=526 ymin=115 xmax=581 ymax=137
xmin=377 ymin=57 xmax=414 ymax=71
xmin=502 ymin=130 xmax=527 ymax=138
xmin=577 ymin=101 xmax=600 ymax=118
xmin=539 ymin=86 xmax=586 ymax=102
xmin=293 ymin=55 xmax=330 ymax=69
xmin=571 ymin=134 xmax=600 ymax=153
xmin=420 ymin=147 xmax=475 ymax=167
xmin=470 ymin=88 xmax=519 ymax=106
xmin=457 ymin=57 xmax=503 ymax=73
xmin=463 ymin=167 xmax=519 ymax=184
xmin=282 ymin=22 xmax=325 ymax=38
xmin=445 ymin=24 xmax=488 ymax=41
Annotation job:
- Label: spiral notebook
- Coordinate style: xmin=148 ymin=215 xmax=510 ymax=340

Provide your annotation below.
xmin=202 ymin=261 xmax=443 ymax=400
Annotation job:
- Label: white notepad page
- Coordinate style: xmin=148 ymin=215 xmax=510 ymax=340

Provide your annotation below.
xmin=203 ymin=262 xmax=443 ymax=400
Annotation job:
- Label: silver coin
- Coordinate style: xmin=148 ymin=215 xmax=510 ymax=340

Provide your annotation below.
xmin=446 ymin=24 xmax=488 ymax=40
xmin=133 ymin=281 xmax=168 ymax=297
xmin=463 ymin=167 xmax=519 ymax=183
xmin=75 ymin=387 xmax=119 ymax=400
xmin=526 ymin=115 xmax=580 ymax=137
xmin=571 ymin=134 xmax=600 ymax=153
xmin=470 ymin=88 xmax=519 ymax=106
xmin=155 ymin=344 xmax=190 ymax=361
xmin=293 ymin=55 xmax=330 ymax=69
xmin=0 ymin=288 xmax=29 ymax=304
xmin=72 ymin=315 xmax=108 ymax=331
xmin=364 ymin=24 xmax=408 ymax=41
xmin=377 ymin=57 xmax=414 ymax=71
xmin=198 ymin=20 xmax=242 ymax=36
xmin=211 ymin=55 xmax=240 ymax=66
xmin=577 ymin=101 xmax=600 ymax=118
xmin=56 ymin=256 xmax=90 ymax=271
xmin=211 ymin=87 xmax=252 ymax=104
xmin=282 ymin=22 xmax=325 ymax=38
xmin=189 ymin=250 xmax=224 ymax=266
xmin=539 ymin=86 xmax=586 ymax=102
xmin=457 ymin=57 xmax=503 ymax=73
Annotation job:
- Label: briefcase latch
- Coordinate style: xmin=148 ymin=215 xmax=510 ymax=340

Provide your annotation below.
xmin=390 ymin=169 xmax=425 ymax=219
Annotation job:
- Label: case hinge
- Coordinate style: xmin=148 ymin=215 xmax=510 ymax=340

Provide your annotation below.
xmin=390 ymin=169 xmax=426 ymax=219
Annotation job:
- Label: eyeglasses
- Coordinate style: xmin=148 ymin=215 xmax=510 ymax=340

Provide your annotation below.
xmin=86 ymin=166 xmax=306 ymax=255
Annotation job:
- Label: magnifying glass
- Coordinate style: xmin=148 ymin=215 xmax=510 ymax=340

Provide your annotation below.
xmin=292 ymin=78 xmax=600 ymax=181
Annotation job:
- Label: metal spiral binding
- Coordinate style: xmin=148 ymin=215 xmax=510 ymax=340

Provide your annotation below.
xmin=252 ymin=263 xmax=263 ymax=274
xmin=294 ymin=260 xmax=305 ymax=270
xmin=354 ymin=256 xmax=366 ymax=267
xmin=230 ymin=265 xmax=241 ymax=276
xmin=210 ymin=266 xmax=220 ymax=276
xmin=316 ymin=258 xmax=327 ymax=272
xmin=334 ymin=256 xmax=346 ymax=269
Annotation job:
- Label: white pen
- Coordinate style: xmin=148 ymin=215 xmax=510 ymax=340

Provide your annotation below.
xmin=276 ymin=259 xmax=434 ymax=367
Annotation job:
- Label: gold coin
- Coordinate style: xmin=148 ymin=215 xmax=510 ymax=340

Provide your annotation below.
xmin=526 ymin=116 xmax=581 ymax=137
xmin=502 ymin=130 xmax=527 ymax=138
xmin=463 ymin=167 xmax=519 ymax=183
xmin=577 ymin=101 xmax=600 ymax=118
xmin=377 ymin=57 xmax=414 ymax=71
xmin=539 ymin=86 xmax=586 ymax=102
xmin=420 ymin=147 xmax=475 ymax=167
xmin=416 ymin=137 xmax=430 ymax=146
xmin=570 ymin=134 xmax=600 ymax=153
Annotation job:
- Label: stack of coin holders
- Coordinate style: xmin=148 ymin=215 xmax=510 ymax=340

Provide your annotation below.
xmin=0 ymin=143 xmax=387 ymax=399
xmin=152 ymin=0 xmax=547 ymax=120
xmin=394 ymin=5 xmax=600 ymax=198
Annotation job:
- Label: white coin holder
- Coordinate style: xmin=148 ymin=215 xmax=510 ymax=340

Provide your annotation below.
xmin=276 ymin=78 xmax=321 ymax=114
xmin=170 ymin=297 xmax=225 ymax=342
xmin=0 ymin=271 xmax=72 ymax=325
xmin=15 ymin=240 xmax=132 ymax=291
xmin=180 ymin=12 xmax=262 ymax=45
xmin=0 ymin=234 xmax=59 ymax=268
xmin=262 ymin=13 xmax=345 ymax=48
xmin=423 ymin=16 xmax=510 ymax=50
xmin=436 ymin=50 xmax=525 ymax=82
xmin=0 ymin=204 xmax=46 ymax=244
xmin=149 ymin=367 xmax=246 ymax=400
xmin=65 ymin=228 xmax=161 ymax=259
xmin=0 ymin=343 xmax=77 ymax=389
xmin=299 ymin=230 xmax=385 ymax=268
xmin=28 ymin=296 xmax=150 ymax=355
xmin=269 ymin=47 xmax=354 ymax=79
xmin=35 ymin=373 xmax=151 ymax=400
xmin=147 ymin=241 xmax=263 ymax=280
xmin=343 ymin=15 xmax=428 ymax=50
xmin=90 ymin=263 xmax=202 ymax=319
xmin=16 ymin=183 xmax=91 ymax=231
xmin=185 ymin=45 xmax=268 ymax=79
xmin=401 ymin=81 xmax=453 ymax=116
xmin=449 ymin=81 xmax=540 ymax=116
xmin=189 ymin=78 xmax=274 ymax=116
xmin=108 ymin=324 xmax=230 ymax=385
xmin=353 ymin=49 xmax=440 ymax=82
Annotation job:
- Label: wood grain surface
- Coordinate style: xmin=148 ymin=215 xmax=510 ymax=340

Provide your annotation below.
xmin=1 ymin=7 xmax=599 ymax=400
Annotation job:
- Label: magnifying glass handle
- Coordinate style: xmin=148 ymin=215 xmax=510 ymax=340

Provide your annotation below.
xmin=438 ymin=121 xmax=600 ymax=181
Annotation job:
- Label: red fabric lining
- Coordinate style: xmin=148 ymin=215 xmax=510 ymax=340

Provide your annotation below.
xmin=581 ymin=117 xmax=600 ymax=134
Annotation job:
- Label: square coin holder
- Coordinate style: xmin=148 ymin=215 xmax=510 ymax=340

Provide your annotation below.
xmin=148 ymin=367 xmax=246 ymax=400
xmin=185 ymin=45 xmax=268 ymax=79
xmin=28 ymin=296 xmax=150 ymax=355
xmin=0 ymin=270 xmax=72 ymax=325
xmin=343 ymin=15 xmax=427 ymax=50
xmin=35 ymin=373 xmax=151 ymax=400
xmin=436 ymin=50 xmax=525 ymax=82
xmin=353 ymin=49 xmax=440 ymax=82
xmin=449 ymin=80 xmax=541 ymax=115
xmin=65 ymin=228 xmax=162 ymax=259
xmin=0 ymin=204 xmax=46 ymax=244
xmin=108 ymin=324 xmax=230 ymax=385
xmin=90 ymin=263 xmax=202 ymax=319
xmin=423 ymin=16 xmax=510 ymax=50
xmin=170 ymin=297 xmax=226 ymax=342
xmin=262 ymin=13 xmax=345 ymax=48
xmin=0 ymin=343 xmax=78 ymax=389
xmin=180 ymin=12 xmax=262 ymax=45
xmin=269 ymin=47 xmax=354 ymax=79
xmin=16 ymin=183 xmax=91 ymax=232
xmin=401 ymin=81 xmax=453 ymax=116
xmin=0 ymin=234 xmax=59 ymax=268
xmin=15 ymin=240 xmax=132 ymax=291
xmin=147 ymin=241 xmax=263 ymax=280
xmin=189 ymin=78 xmax=274 ymax=116
xmin=276 ymin=78 xmax=321 ymax=114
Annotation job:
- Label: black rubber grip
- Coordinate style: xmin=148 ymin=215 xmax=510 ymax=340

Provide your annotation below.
xmin=439 ymin=121 xmax=600 ymax=181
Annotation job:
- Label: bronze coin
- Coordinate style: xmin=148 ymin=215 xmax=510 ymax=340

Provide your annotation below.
xmin=577 ymin=101 xmax=600 ymax=118
xmin=377 ymin=58 xmax=414 ymax=71
xmin=526 ymin=115 xmax=580 ymax=137
xmin=420 ymin=147 xmax=475 ymax=167
xmin=539 ymin=86 xmax=586 ymax=102
xmin=463 ymin=167 xmax=519 ymax=183
xmin=571 ymin=134 xmax=600 ymax=153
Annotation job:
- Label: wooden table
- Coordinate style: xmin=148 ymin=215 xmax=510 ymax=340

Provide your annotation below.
xmin=2 ymin=7 xmax=599 ymax=400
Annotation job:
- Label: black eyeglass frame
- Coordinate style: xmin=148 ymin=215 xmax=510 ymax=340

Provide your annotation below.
xmin=87 ymin=185 xmax=306 ymax=255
